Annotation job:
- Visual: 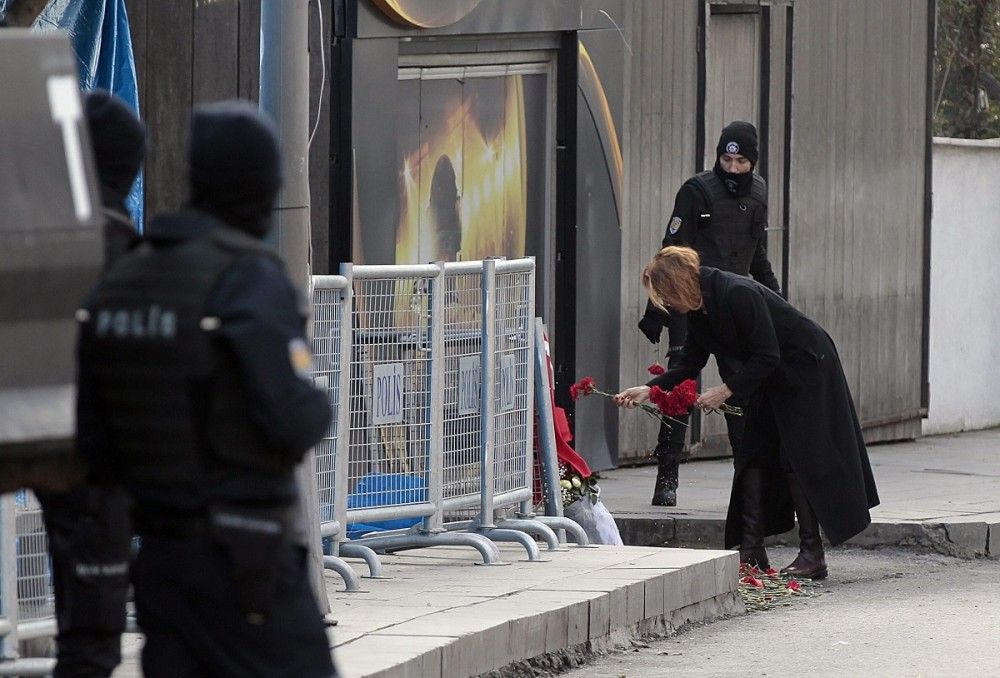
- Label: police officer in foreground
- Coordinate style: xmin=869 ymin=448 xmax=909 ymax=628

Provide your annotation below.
xmin=37 ymin=89 xmax=143 ymax=678
xmin=77 ymin=100 xmax=337 ymax=677
xmin=638 ymin=121 xmax=781 ymax=510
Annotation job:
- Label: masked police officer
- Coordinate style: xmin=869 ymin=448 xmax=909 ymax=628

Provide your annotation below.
xmin=76 ymin=100 xmax=336 ymax=678
xmin=36 ymin=89 xmax=143 ymax=678
xmin=638 ymin=121 xmax=781 ymax=507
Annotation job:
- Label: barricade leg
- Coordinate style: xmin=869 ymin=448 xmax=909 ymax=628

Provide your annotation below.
xmin=0 ymin=658 xmax=56 ymax=676
xmin=472 ymin=527 xmax=542 ymax=562
xmin=354 ymin=530 xmax=504 ymax=565
xmin=322 ymin=556 xmax=363 ymax=592
xmin=532 ymin=516 xmax=592 ymax=546
xmin=494 ymin=517 xmax=560 ymax=552
xmin=338 ymin=542 xmax=384 ymax=578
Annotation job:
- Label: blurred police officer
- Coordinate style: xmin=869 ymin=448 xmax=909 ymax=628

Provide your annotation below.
xmin=37 ymin=89 xmax=143 ymax=678
xmin=638 ymin=121 xmax=781 ymax=508
xmin=76 ymin=100 xmax=336 ymax=678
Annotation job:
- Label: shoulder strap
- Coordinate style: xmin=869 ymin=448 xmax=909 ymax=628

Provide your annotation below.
xmin=750 ymin=174 xmax=768 ymax=205
xmin=688 ymin=171 xmax=719 ymax=212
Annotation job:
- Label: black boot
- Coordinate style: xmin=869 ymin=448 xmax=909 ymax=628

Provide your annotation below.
xmin=651 ymin=452 xmax=679 ymax=506
xmin=738 ymin=467 xmax=770 ymax=570
xmin=781 ymin=474 xmax=828 ymax=580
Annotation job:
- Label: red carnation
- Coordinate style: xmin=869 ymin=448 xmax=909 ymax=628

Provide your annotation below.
xmin=648 ymin=385 xmax=668 ymax=409
xmin=569 ymin=376 xmax=596 ymax=401
xmin=740 ymin=575 xmax=764 ymax=589
xmin=662 ymin=379 xmax=698 ymax=417
xmin=787 ymin=579 xmax=802 ymax=592
xmin=647 ymin=363 xmax=665 ymax=375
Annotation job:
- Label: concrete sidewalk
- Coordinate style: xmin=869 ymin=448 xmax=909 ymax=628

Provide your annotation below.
xmin=112 ymin=543 xmax=740 ymax=678
xmin=603 ymin=428 xmax=1000 ymax=558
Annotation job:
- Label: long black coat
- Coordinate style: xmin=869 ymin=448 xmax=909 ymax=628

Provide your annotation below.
xmin=649 ymin=268 xmax=879 ymax=546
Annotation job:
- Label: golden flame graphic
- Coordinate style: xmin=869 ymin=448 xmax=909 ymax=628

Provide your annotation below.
xmin=395 ymin=75 xmax=527 ymax=265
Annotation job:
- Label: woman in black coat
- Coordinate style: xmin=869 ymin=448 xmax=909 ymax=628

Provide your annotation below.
xmin=616 ymin=246 xmax=879 ymax=578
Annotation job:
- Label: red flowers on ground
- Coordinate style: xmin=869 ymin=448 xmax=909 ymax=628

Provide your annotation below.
xmin=738 ymin=565 xmax=814 ymax=611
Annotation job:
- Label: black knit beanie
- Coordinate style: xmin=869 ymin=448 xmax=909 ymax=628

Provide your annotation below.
xmin=188 ymin=100 xmax=282 ymax=238
xmin=83 ymin=89 xmax=146 ymax=210
xmin=715 ymin=121 xmax=759 ymax=166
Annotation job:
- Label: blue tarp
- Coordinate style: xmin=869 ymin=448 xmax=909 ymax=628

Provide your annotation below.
xmin=2 ymin=0 xmax=144 ymax=230
xmin=341 ymin=473 xmax=426 ymax=540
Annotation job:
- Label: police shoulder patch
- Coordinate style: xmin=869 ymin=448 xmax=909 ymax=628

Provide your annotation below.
xmin=668 ymin=216 xmax=682 ymax=235
xmin=288 ymin=337 xmax=313 ymax=380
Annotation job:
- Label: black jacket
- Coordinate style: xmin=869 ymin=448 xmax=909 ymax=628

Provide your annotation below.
xmin=649 ymin=268 xmax=879 ymax=546
xmin=643 ymin=175 xmax=781 ymax=348
xmin=78 ymin=210 xmax=330 ymax=510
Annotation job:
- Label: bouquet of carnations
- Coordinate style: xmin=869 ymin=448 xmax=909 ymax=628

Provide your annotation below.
xmin=569 ymin=363 xmax=742 ymax=430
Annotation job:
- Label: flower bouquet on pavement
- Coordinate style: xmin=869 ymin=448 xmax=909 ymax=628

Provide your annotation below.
xmin=559 ymin=462 xmax=623 ymax=545
xmin=738 ymin=563 xmax=818 ymax=612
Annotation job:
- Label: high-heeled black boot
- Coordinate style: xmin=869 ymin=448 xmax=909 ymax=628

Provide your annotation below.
xmin=781 ymin=473 xmax=828 ymax=580
xmin=651 ymin=452 xmax=679 ymax=506
xmin=738 ymin=467 xmax=770 ymax=570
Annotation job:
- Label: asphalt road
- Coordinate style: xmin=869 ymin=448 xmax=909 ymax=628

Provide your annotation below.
xmin=561 ymin=546 xmax=1000 ymax=678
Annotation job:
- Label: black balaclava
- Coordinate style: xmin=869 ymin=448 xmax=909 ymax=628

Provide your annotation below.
xmin=188 ymin=100 xmax=282 ymax=238
xmin=713 ymin=120 xmax=759 ymax=196
xmin=83 ymin=89 xmax=146 ymax=212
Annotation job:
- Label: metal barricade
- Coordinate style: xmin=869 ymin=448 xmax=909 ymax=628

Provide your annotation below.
xmin=439 ymin=262 xmax=485 ymax=519
xmin=311 ymin=274 xmax=382 ymax=591
xmin=0 ymin=490 xmax=58 ymax=670
xmin=12 ymin=492 xmax=52 ymax=634
xmin=0 ymin=493 xmax=16 ymax=661
xmin=478 ymin=260 xmax=561 ymax=553
xmin=432 ymin=260 xmax=549 ymax=560
xmin=332 ymin=263 xmax=500 ymax=564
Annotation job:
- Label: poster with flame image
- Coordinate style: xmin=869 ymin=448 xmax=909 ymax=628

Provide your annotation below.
xmin=349 ymin=69 xmax=547 ymax=478
xmin=394 ymin=72 xmax=539 ymax=265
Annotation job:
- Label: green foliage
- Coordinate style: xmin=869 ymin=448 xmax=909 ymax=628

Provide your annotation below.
xmin=934 ymin=0 xmax=1000 ymax=138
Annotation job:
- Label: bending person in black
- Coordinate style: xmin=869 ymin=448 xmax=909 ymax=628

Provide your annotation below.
xmin=637 ymin=121 xmax=780 ymax=507
xmin=77 ymin=101 xmax=336 ymax=677
xmin=618 ymin=246 xmax=878 ymax=577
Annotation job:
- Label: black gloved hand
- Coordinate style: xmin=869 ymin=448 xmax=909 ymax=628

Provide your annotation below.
xmin=638 ymin=311 xmax=663 ymax=344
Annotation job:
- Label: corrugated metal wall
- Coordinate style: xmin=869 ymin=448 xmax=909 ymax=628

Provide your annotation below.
xmin=617 ymin=0 xmax=700 ymax=460
xmin=787 ymin=0 xmax=928 ymax=442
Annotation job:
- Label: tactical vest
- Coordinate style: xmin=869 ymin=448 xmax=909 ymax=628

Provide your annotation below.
xmin=78 ymin=216 xmax=289 ymax=485
xmin=689 ymin=171 xmax=768 ymax=276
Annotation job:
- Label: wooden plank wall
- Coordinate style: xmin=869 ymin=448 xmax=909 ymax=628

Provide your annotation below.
xmin=125 ymin=0 xmax=262 ymax=217
xmin=787 ymin=0 xmax=928 ymax=442
xmin=123 ymin=0 xmax=331 ymax=269
xmin=617 ymin=0 xmax=700 ymax=461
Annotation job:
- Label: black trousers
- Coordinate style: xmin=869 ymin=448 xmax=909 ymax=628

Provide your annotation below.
xmin=654 ymin=354 xmax=747 ymax=467
xmin=38 ymin=485 xmax=132 ymax=678
xmin=134 ymin=534 xmax=336 ymax=678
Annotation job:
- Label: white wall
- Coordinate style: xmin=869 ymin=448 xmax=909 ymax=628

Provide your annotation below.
xmin=923 ymin=138 xmax=1000 ymax=435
